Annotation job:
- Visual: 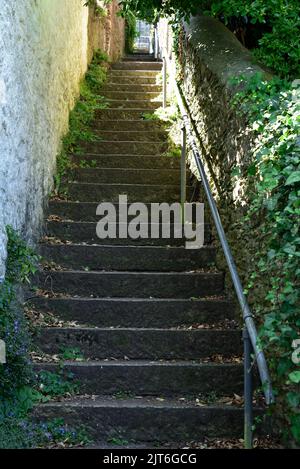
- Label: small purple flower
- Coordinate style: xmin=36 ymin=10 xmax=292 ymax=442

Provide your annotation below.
xmin=14 ymin=320 xmax=19 ymax=333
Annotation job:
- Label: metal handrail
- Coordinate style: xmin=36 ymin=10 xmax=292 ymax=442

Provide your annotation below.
xmin=161 ymin=45 xmax=274 ymax=449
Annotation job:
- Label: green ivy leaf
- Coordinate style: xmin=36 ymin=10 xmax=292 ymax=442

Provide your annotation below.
xmin=285 ymin=172 xmax=300 ymax=186
xmin=287 ymin=392 xmax=300 ymax=408
xmin=288 ymin=371 xmax=300 ymax=384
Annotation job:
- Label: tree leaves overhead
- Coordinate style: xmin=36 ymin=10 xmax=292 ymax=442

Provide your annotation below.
xmin=120 ymin=0 xmax=300 ymax=79
xmin=119 ymin=0 xmax=200 ymax=22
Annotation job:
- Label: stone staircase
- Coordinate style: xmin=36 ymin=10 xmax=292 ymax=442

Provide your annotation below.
xmin=30 ymin=55 xmax=244 ymax=447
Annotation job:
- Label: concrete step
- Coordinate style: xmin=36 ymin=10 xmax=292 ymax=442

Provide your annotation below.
xmin=79 ymin=140 xmax=168 ymax=155
xmin=40 ymin=244 xmax=216 ymax=272
xmin=92 ymin=130 xmax=167 ymax=142
xmin=65 ymin=182 xmax=186 ymax=203
xmin=34 ymin=327 xmax=241 ymax=359
xmin=102 ymin=84 xmax=162 ymax=92
xmin=107 ymin=99 xmax=162 ymax=109
xmin=95 ymin=109 xmax=156 ymax=120
xmin=32 ymin=55 xmax=249 ymax=448
xmin=29 ymin=297 xmax=234 ymax=328
xmin=33 ymin=361 xmax=243 ymax=396
xmin=33 ymin=397 xmax=245 ymax=442
xmin=112 ymin=62 xmax=162 ymax=71
xmin=103 ymin=91 xmax=161 ymax=101
xmin=108 ymin=75 xmax=158 ymax=85
xmin=45 ymin=221 xmax=211 ymax=246
xmin=109 ymin=70 xmax=159 ymax=77
xmin=92 ymin=119 xmax=165 ymax=131
xmin=71 ymin=168 xmax=182 ymax=184
xmin=36 ymin=270 xmax=224 ymax=298
xmin=48 ymin=202 xmax=200 ymax=222
xmin=71 ymin=153 xmax=180 ymax=169
xmin=123 ymin=55 xmax=156 ymax=62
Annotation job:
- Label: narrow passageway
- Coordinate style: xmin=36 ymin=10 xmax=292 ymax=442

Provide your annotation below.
xmin=1 ymin=0 xmax=297 ymax=453
xmin=29 ymin=53 xmax=243 ymax=448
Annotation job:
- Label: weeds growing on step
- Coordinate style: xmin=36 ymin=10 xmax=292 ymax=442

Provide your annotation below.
xmin=0 ymin=226 xmax=90 ymax=448
xmin=107 ymin=436 xmax=130 ymax=447
xmin=0 ymin=417 xmax=91 ymax=449
xmin=34 ymin=369 xmax=80 ymax=401
xmin=59 ymin=347 xmax=85 ymax=361
xmin=142 ymin=104 xmax=178 ymax=123
xmin=54 ymin=50 xmax=109 ymax=195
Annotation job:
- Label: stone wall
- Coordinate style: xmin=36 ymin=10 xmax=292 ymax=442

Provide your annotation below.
xmin=87 ymin=1 xmax=125 ymax=63
xmin=0 ymin=0 xmax=124 ymax=279
xmin=180 ymin=16 xmax=265 ymax=201
xmin=175 ymin=16 xmax=268 ymax=294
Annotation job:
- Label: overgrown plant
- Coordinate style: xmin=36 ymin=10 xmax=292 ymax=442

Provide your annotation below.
xmin=0 ymin=226 xmax=39 ymax=404
xmin=228 ymin=75 xmax=300 ymax=444
xmin=120 ymin=0 xmax=300 ymax=79
xmin=0 ymin=227 xmax=89 ymax=448
xmin=54 ymin=50 xmax=109 ymax=194
xmin=0 ymin=417 xmax=91 ymax=449
xmin=123 ymin=10 xmax=139 ymax=54
xmin=35 ymin=370 xmax=80 ymax=401
xmin=84 ymin=0 xmax=110 ymax=18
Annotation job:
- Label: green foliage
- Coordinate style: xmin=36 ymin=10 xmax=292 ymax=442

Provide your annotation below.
xmin=120 ymin=0 xmax=300 ymax=79
xmin=231 ymin=74 xmax=300 ymax=444
xmin=123 ymin=10 xmax=139 ymax=53
xmin=208 ymin=0 xmax=300 ymax=79
xmin=0 ymin=228 xmax=89 ymax=448
xmin=84 ymin=0 xmax=110 ymax=18
xmin=35 ymin=370 xmax=80 ymax=401
xmin=107 ymin=436 xmax=130 ymax=446
xmin=142 ymin=112 xmax=160 ymax=121
xmin=0 ymin=417 xmax=91 ymax=449
xmin=5 ymin=226 xmax=39 ymax=285
xmin=0 ymin=227 xmax=39 ymax=400
xmin=60 ymin=347 xmax=85 ymax=361
xmin=120 ymin=0 xmax=199 ymax=23
xmin=142 ymin=104 xmax=178 ymax=123
xmin=55 ymin=50 xmax=109 ymax=194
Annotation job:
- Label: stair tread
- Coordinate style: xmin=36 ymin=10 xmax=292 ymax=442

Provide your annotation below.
xmin=82 ymin=139 xmax=167 ymax=143
xmin=41 ymin=243 xmax=213 ymax=250
xmin=39 ymin=326 xmax=239 ymax=332
xmin=107 ymin=99 xmax=162 ymax=103
xmin=33 ymin=359 xmax=241 ymax=367
xmin=93 ymin=130 xmax=167 ymax=134
xmin=38 ymin=269 xmax=220 ymax=276
xmin=72 ymin=153 xmax=179 ymax=157
xmin=68 ymin=182 xmax=185 ymax=187
xmin=104 ymin=91 xmax=161 ymax=95
xmin=34 ymin=396 xmax=243 ymax=409
xmin=72 ymin=167 xmax=180 ymax=172
xmin=31 ymin=296 xmax=230 ymax=303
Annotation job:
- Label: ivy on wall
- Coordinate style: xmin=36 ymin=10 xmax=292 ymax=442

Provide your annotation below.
xmin=230 ymin=75 xmax=300 ymax=443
